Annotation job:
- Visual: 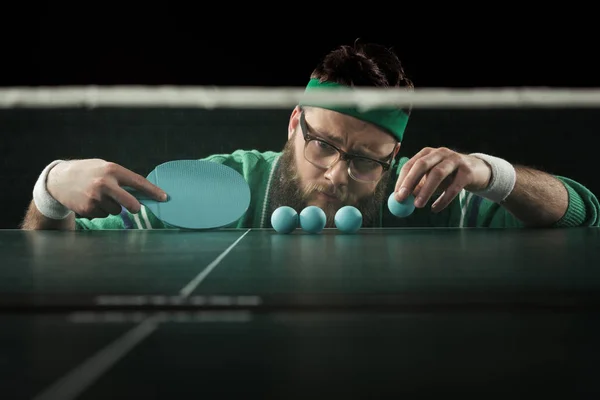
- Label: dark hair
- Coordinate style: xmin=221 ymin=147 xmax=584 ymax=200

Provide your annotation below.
xmin=310 ymin=39 xmax=414 ymax=90
xmin=310 ymin=39 xmax=413 ymax=123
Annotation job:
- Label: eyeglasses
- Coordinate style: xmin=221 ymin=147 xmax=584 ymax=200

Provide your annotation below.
xmin=299 ymin=111 xmax=397 ymax=184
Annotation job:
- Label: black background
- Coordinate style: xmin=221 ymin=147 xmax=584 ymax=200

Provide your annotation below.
xmin=1 ymin=9 xmax=597 ymax=228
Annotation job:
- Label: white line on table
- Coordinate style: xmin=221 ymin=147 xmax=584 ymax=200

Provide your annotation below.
xmin=33 ymin=316 xmax=159 ymax=400
xmin=33 ymin=229 xmax=252 ymax=400
xmin=179 ymin=228 xmax=251 ymax=297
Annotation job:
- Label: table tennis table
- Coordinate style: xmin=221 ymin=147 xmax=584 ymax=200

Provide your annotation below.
xmin=1 ymin=227 xmax=600 ymax=399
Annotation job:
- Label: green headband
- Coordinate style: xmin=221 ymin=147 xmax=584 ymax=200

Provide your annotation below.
xmin=299 ymin=78 xmax=409 ymax=142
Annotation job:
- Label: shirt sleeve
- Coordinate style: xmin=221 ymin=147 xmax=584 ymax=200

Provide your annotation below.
xmin=466 ymin=175 xmax=599 ymax=228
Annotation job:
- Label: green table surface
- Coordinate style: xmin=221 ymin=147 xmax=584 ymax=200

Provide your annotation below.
xmin=1 ymin=227 xmax=599 ymax=399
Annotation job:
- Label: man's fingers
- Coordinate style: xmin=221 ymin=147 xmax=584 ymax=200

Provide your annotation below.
xmin=108 ymin=162 xmax=168 ymax=202
xmin=395 ymin=150 xmax=445 ymax=202
xmin=431 ymin=168 xmax=472 ymax=212
xmin=395 ymin=147 xmax=434 ymax=195
xmin=412 ymin=176 xmax=427 ymax=198
xmin=100 ymin=196 xmax=124 ymax=216
xmin=106 ymin=184 xmax=143 ymax=215
xmin=414 ymin=159 xmax=458 ymax=207
xmin=81 ymin=205 xmax=110 ymax=219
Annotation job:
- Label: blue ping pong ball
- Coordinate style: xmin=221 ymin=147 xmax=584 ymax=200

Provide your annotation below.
xmin=335 ymin=206 xmax=362 ymax=234
xmin=388 ymin=192 xmax=415 ymax=218
xmin=271 ymin=206 xmax=298 ymax=234
xmin=299 ymin=206 xmax=326 ymax=233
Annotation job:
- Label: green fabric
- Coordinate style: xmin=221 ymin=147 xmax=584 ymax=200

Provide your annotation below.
xmin=76 ymin=149 xmax=600 ymax=231
xmin=76 ymin=150 xmax=281 ymax=230
xmin=299 ymin=78 xmax=410 ymax=141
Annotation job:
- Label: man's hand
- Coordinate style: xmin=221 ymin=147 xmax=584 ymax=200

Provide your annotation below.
xmin=47 ymin=159 xmax=168 ymax=219
xmin=394 ymin=147 xmax=491 ymax=212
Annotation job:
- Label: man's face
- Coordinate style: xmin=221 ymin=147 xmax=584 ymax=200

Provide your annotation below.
xmin=271 ymin=106 xmax=400 ymax=227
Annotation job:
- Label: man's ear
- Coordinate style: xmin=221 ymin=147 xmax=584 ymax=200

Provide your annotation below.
xmin=390 ymin=142 xmax=402 ymax=167
xmin=393 ymin=142 xmax=401 ymax=157
xmin=288 ymin=106 xmax=302 ymax=139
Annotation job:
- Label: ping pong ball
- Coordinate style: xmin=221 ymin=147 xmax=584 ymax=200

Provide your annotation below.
xmin=334 ymin=206 xmax=362 ymax=234
xmin=271 ymin=206 xmax=298 ymax=234
xmin=388 ymin=192 xmax=415 ymax=218
xmin=299 ymin=206 xmax=326 ymax=234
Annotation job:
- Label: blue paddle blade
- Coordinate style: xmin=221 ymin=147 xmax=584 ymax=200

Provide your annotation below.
xmin=128 ymin=160 xmax=251 ymax=230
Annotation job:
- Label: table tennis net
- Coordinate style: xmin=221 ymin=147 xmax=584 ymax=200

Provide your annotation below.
xmin=2 ymin=86 xmax=598 ymax=159
xmin=1 ymin=85 xmax=598 ymax=188
xmin=2 ymin=85 xmax=600 ymax=109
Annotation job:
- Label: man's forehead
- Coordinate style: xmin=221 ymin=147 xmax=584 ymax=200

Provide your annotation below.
xmin=304 ymin=107 xmax=397 ymax=148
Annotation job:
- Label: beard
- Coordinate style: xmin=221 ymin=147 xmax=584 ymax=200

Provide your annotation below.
xmin=269 ymin=137 xmax=392 ymax=228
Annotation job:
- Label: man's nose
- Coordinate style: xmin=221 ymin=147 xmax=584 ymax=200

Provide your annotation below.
xmin=325 ymin=158 xmax=349 ymax=187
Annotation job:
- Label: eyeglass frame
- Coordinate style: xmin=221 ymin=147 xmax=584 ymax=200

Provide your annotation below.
xmin=298 ymin=109 xmax=399 ymax=183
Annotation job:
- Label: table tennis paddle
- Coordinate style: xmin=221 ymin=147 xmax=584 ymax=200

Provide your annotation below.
xmin=125 ymin=160 xmax=251 ymax=230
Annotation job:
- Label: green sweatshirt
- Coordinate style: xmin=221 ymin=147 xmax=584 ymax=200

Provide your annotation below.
xmin=75 ymin=149 xmax=600 ymax=230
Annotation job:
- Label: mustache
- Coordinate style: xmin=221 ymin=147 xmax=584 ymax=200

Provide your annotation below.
xmin=301 ymin=182 xmax=356 ymax=204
